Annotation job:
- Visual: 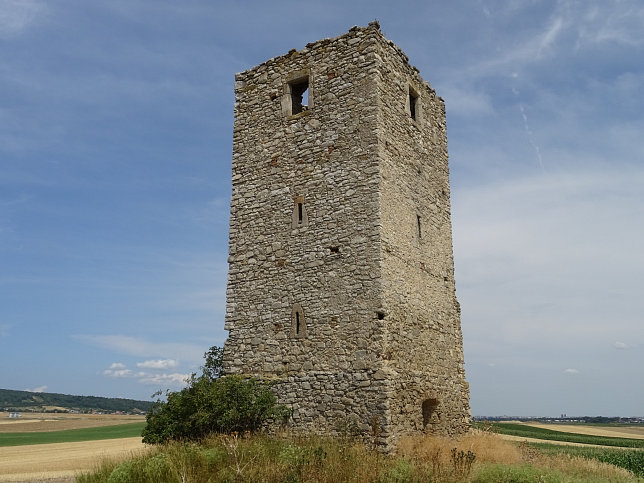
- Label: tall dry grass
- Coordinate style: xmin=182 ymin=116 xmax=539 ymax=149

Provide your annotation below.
xmin=399 ymin=429 xmax=635 ymax=482
xmin=78 ymin=429 xmax=638 ymax=482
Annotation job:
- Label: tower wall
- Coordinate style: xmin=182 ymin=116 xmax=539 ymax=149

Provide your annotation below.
xmin=224 ymin=25 xmax=391 ymax=437
xmin=374 ymin=36 xmax=470 ymax=436
xmin=224 ymin=23 xmax=470 ymax=446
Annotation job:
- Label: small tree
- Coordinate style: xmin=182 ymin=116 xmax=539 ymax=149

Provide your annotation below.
xmin=142 ymin=346 xmax=288 ymax=444
xmin=201 ymin=345 xmax=224 ymax=381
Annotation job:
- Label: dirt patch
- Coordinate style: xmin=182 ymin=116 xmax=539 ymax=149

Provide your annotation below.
xmin=0 ymin=437 xmax=148 ymax=482
xmin=0 ymin=413 xmax=145 ymax=433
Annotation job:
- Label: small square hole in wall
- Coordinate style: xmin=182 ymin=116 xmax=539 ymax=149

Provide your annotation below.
xmin=376 ymin=311 xmax=385 ymax=320
xmin=290 ymin=78 xmax=309 ymax=115
xmin=329 ymin=246 xmax=340 ymax=254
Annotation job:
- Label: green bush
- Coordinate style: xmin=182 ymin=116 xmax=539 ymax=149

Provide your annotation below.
xmin=474 ymin=463 xmax=570 ymax=482
xmin=141 ymin=346 xmax=288 ymax=444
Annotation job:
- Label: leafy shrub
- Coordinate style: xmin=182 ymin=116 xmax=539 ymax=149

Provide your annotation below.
xmin=384 ymin=459 xmax=415 ymax=482
xmin=141 ymin=346 xmax=289 ymax=444
xmin=106 ymin=461 xmax=135 ymax=483
xmin=474 ymin=463 xmax=568 ymax=482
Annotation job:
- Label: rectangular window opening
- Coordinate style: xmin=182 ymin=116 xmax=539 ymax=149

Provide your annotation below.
xmin=290 ymin=79 xmax=309 ymax=115
xmin=422 ymin=398 xmax=440 ymax=430
xmin=329 ymin=246 xmax=340 ymax=254
xmin=295 ymin=311 xmax=301 ymax=334
xmin=409 ymin=89 xmax=418 ymax=121
xmin=417 ymin=214 xmax=422 ymax=238
xmin=297 ymin=202 xmax=303 ymax=224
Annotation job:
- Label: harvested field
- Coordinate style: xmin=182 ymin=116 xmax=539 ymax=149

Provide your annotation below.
xmin=498 ymin=433 xmax=643 ymax=449
xmin=0 ymin=437 xmax=148 ymax=482
xmin=0 ymin=413 xmax=145 ymax=433
xmin=522 ymin=422 xmax=644 ymax=439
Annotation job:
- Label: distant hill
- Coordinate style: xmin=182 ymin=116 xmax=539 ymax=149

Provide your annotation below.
xmin=0 ymin=388 xmax=154 ymax=414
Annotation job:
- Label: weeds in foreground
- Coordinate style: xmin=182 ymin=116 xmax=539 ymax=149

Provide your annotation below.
xmin=77 ymin=430 xmax=638 ymax=482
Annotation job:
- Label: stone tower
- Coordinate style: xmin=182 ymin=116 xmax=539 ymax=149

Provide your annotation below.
xmin=223 ymin=23 xmax=470 ymax=447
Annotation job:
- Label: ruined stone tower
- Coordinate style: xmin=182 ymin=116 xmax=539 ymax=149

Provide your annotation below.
xmin=223 ymin=23 xmax=470 ymax=447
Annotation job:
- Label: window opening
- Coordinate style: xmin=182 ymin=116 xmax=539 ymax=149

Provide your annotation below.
xmin=409 ymin=89 xmax=418 ymax=120
xmin=417 ymin=214 xmax=422 ymax=238
xmin=292 ymin=304 xmax=306 ymax=337
xmin=290 ymin=78 xmax=309 ymax=115
xmin=329 ymin=246 xmax=340 ymax=254
xmin=422 ymin=398 xmax=440 ymax=429
xmin=292 ymin=197 xmax=307 ymax=228
xmin=376 ymin=311 xmax=385 ymax=320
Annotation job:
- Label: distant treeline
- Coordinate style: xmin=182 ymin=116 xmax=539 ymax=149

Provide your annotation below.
xmin=0 ymin=388 xmax=154 ymax=413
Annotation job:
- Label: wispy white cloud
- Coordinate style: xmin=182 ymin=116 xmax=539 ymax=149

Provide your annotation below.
xmin=441 ymin=86 xmax=494 ymax=117
xmin=103 ymin=367 xmax=139 ymax=378
xmin=537 ymin=15 xmax=564 ymax=57
xmin=516 ymin=102 xmax=544 ymax=171
xmin=564 ymin=368 xmax=580 ymax=375
xmin=25 ymin=385 xmax=47 ymax=392
xmin=0 ymin=0 xmax=47 ymax=38
xmin=0 ymin=324 xmax=10 ymax=337
xmin=614 ymin=341 xmax=635 ymax=350
xmin=74 ymin=334 xmax=205 ymax=364
xmin=102 ymin=362 xmax=188 ymax=386
xmin=137 ymin=359 xmax=178 ymax=370
xmin=455 ymin=166 xmax=644 ymax=362
xmin=576 ymin=2 xmax=644 ymax=47
xmin=138 ymin=373 xmax=190 ymax=385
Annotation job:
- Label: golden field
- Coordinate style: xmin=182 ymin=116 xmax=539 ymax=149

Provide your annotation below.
xmin=0 ymin=412 xmax=145 ymax=433
xmin=0 ymin=437 xmax=148 ymax=482
xmin=519 ymin=422 xmax=644 ymax=439
xmin=0 ymin=413 xmax=147 ymax=482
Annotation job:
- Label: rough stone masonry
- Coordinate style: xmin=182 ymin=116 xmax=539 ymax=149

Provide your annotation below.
xmin=223 ymin=22 xmax=470 ymax=449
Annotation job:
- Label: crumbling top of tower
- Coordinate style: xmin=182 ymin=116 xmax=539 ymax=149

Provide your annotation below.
xmin=234 ymin=21 xmax=435 ymax=97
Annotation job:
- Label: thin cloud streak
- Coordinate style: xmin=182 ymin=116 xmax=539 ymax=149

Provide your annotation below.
xmin=74 ymin=335 xmax=205 ymax=364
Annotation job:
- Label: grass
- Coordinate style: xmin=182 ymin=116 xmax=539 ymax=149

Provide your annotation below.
xmin=77 ymin=430 xmax=638 ymax=482
xmin=0 ymin=422 xmax=145 ymax=447
xmin=478 ymin=422 xmax=644 ymax=448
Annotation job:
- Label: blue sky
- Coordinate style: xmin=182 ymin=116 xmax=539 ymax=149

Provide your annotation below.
xmin=1 ymin=0 xmax=642 ymax=417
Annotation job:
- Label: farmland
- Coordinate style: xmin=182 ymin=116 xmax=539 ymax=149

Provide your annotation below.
xmin=484 ymin=421 xmax=644 ymax=477
xmin=0 ymin=413 xmax=147 ymax=482
xmin=480 ymin=421 xmax=644 ymax=448
xmin=0 ymin=412 xmax=145 ymax=434
xmin=0 ymin=438 xmax=147 ymax=482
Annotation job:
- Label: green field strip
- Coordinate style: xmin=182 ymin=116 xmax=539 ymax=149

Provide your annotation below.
xmin=481 ymin=422 xmax=644 ymax=448
xmin=0 ymin=422 xmax=145 ymax=447
xmin=529 ymin=442 xmax=644 ymax=477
